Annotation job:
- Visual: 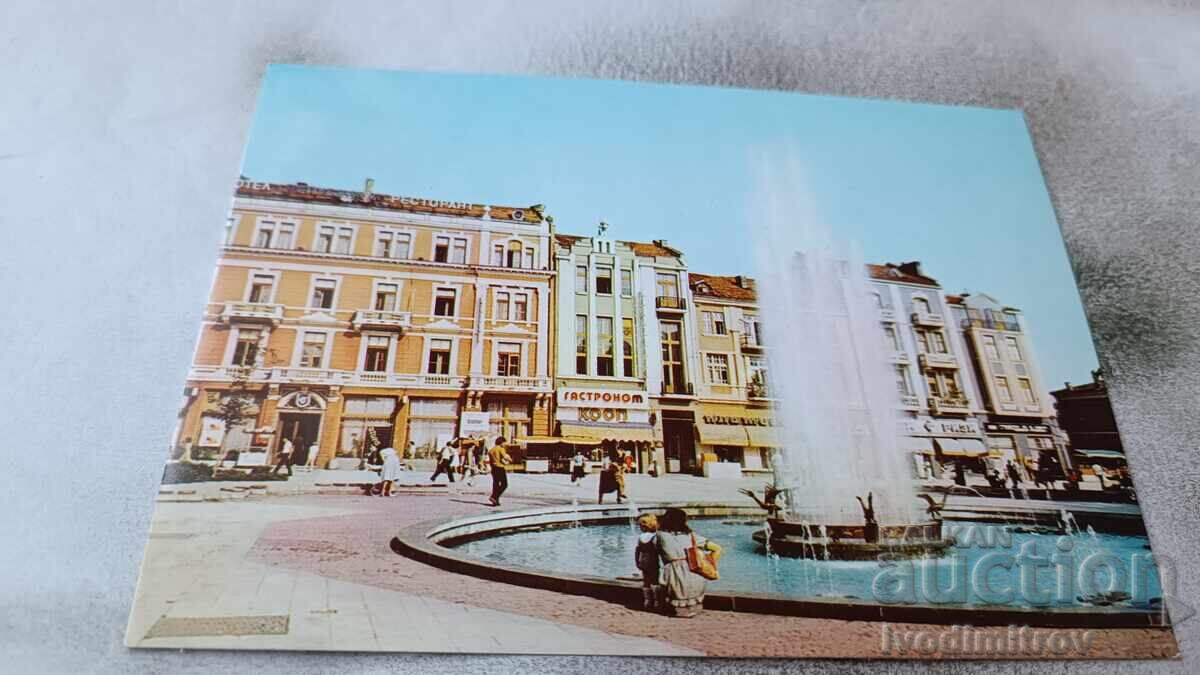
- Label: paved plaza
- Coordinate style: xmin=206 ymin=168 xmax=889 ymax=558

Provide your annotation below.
xmin=127 ymin=468 xmax=1175 ymax=657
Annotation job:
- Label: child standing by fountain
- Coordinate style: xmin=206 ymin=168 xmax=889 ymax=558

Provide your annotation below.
xmin=634 ymin=514 xmax=661 ymax=610
xmin=656 ymin=508 xmax=722 ymax=618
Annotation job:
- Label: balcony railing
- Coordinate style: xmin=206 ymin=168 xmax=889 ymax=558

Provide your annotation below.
xmin=739 ymin=334 xmax=765 ymax=351
xmin=219 ymin=302 xmax=283 ymax=325
xmin=351 ymin=309 xmax=412 ymax=332
xmin=899 ymin=394 xmax=922 ymax=408
xmin=929 ymin=395 xmax=971 ymax=414
xmin=961 ymin=317 xmax=1022 ymax=332
xmin=655 ymin=296 xmax=687 ymax=311
xmin=187 ymin=365 xmax=468 ymax=389
xmin=911 ymin=310 xmax=945 ymax=327
xmin=468 ymin=375 xmax=552 ymax=392
xmin=918 ymin=352 xmax=959 ymax=370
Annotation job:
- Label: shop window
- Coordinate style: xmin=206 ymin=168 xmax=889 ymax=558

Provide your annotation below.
xmin=485 ymin=398 xmax=531 ymax=440
xmin=496 ymin=342 xmax=521 ymax=376
xmin=364 ymin=335 xmax=389 ymax=372
xmin=407 ymin=398 xmax=460 ymax=457
xmin=338 ymin=396 xmax=396 ymax=458
xmin=427 ymin=338 xmax=452 ymax=374
xmin=596 ymin=317 xmax=614 ymax=376
xmin=433 ymin=288 xmax=456 ymax=316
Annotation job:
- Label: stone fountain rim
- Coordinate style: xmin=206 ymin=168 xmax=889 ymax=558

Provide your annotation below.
xmin=389 ymin=500 xmax=1170 ymax=629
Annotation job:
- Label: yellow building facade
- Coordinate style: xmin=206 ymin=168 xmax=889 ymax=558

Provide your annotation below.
xmin=176 ymin=180 xmax=554 ymax=469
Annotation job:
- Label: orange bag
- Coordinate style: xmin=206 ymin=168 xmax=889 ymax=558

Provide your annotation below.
xmin=686 ymin=533 xmax=719 ymax=580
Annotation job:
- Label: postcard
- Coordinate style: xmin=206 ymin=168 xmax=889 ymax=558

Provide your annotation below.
xmin=125 ymin=65 xmax=1178 ymax=659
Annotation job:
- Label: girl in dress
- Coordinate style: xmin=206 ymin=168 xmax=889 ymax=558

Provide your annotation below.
xmin=655 ymin=507 xmax=722 ymax=618
xmin=378 ymin=447 xmax=401 ymax=497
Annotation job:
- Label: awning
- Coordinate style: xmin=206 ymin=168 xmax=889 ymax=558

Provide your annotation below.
xmin=745 ymin=427 xmax=778 ymax=448
xmin=696 ymin=423 xmax=750 ymax=447
xmin=520 ymin=435 xmax=602 ymax=446
xmin=903 ymin=436 xmax=935 ymax=454
xmin=1076 ymin=449 xmax=1126 ymax=460
xmin=557 ymin=423 xmax=657 ymax=444
xmin=933 ymin=437 xmax=987 ymax=457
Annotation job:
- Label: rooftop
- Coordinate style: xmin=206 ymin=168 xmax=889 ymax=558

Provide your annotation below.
xmin=234 ymin=179 xmax=545 ymax=224
xmin=866 ymin=262 xmax=940 ymax=287
xmin=689 ymin=273 xmax=758 ymax=302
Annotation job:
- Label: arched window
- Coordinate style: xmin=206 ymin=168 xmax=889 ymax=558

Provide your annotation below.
xmin=912 ymin=296 xmax=930 ymax=314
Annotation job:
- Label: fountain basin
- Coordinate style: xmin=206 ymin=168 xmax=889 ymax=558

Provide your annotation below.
xmin=390 ymin=502 xmax=1169 ymax=628
xmin=754 ymin=518 xmax=953 ymax=560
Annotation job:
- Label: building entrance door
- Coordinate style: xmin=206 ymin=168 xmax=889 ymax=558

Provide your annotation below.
xmin=663 ymin=419 xmax=696 ymax=474
xmin=278 ymin=412 xmax=322 ymax=465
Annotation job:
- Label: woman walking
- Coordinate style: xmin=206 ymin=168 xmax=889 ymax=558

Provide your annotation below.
xmin=655 ymin=508 xmax=722 ymax=618
xmin=378 ymin=446 xmax=401 ymax=497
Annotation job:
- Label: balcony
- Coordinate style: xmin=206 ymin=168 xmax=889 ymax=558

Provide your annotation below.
xmin=911 ymin=310 xmax=945 ymax=328
xmin=739 ymin=334 xmax=765 ymax=352
xmin=660 ymin=381 xmax=694 ymax=396
xmin=888 ymin=350 xmax=910 ymax=364
xmin=219 ymin=302 xmax=283 ymax=326
xmin=879 ymin=307 xmax=896 ymax=322
xmin=961 ymin=317 xmax=1022 ymax=332
xmin=655 ymin=296 xmax=687 ymax=312
xmin=351 ymin=309 xmax=412 ymax=332
xmin=929 ymin=395 xmax=971 ymax=415
xmin=468 ymin=375 xmax=552 ymax=392
xmin=899 ymin=394 xmax=922 ymax=409
xmin=918 ymin=352 xmax=959 ymax=370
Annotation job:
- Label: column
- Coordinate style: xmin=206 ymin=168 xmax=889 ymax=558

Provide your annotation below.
xmin=258 ymin=383 xmax=281 ymax=455
xmin=392 ymin=394 xmax=410 ymax=458
xmin=536 ymin=282 xmax=549 ymax=378
xmin=316 ymin=385 xmax=343 ymax=469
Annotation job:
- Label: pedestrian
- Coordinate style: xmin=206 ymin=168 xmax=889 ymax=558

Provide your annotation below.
xmin=624 ymin=450 xmax=635 ymax=474
xmin=655 ymin=508 xmax=722 ymax=618
xmin=613 ymin=450 xmax=628 ymax=503
xmin=430 ymin=439 xmax=457 ymax=483
xmin=1091 ymin=463 xmax=1107 ymax=489
xmin=306 ymin=440 xmax=319 ymax=470
xmin=378 ymin=446 xmax=401 ymax=496
xmin=598 ymin=451 xmax=621 ymax=504
xmin=273 ymin=437 xmax=294 ymax=476
xmin=449 ymin=440 xmax=463 ymax=479
xmin=1006 ymin=460 xmax=1022 ymax=488
xmin=570 ymin=449 xmax=587 ymax=485
xmin=488 ymin=436 xmax=512 ymax=507
xmin=634 ymin=514 xmax=662 ymax=611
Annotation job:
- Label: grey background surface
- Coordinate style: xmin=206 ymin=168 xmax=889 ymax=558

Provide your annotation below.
xmin=0 ymin=1 xmax=1196 ymax=672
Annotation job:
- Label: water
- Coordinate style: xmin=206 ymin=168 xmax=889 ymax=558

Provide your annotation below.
xmin=453 ymin=518 xmax=1163 ymax=611
xmin=752 ymin=155 xmax=917 ymax=526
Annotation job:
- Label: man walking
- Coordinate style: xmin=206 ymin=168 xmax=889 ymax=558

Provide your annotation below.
xmin=273 ymin=437 xmax=294 ymax=477
xmin=430 ymin=439 xmax=457 ymax=483
xmin=488 ymin=436 xmax=512 ymax=507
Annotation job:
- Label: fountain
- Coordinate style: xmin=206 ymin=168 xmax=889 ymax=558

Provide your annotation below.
xmin=747 ymin=155 xmax=952 ymax=559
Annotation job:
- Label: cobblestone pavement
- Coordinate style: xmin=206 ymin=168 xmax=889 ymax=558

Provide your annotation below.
xmin=130 ymin=470 xmax=1176 ymax=658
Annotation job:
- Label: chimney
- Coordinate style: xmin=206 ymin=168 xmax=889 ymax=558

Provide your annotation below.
xmin=653 ymin=239 xmax=668 ymax=248
xmin=363 ymin=178 xmax=375 ymax=200
xmin=897 ymin=261 xmax=923 ymax=276
xmin=735 ymin=275 xmax=756 ymax=291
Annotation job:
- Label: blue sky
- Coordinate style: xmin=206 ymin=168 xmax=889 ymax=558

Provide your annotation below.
xmin=241 ymin=65 xmax=1098 ymax=392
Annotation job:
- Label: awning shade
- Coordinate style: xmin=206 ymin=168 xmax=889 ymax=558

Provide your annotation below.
xmin=558 ymin=423 xmax=657 ymax=443
xmin=1076 ymin=449 xmax=1126 ymax=460
xmin=520 ymin=435 xmax=602 ymax=446
xmin=934 ymin=437 xmax=988 ymax=457
xmin=958 ymin=439 xmax=988 ymax=456
xmin=903 ymin=436 xmax=935 ymax=454
xmin=696 ymin=423 xmax=751 ymax=447
xmin=745 ymin=427 xmax=778 ymax=448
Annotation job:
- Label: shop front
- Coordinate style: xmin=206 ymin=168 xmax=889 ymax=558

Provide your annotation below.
xmin=554 ymin=386 xmax=656 ymax=473
xmin=983 ymin=421 xmax=1064 ymax=481
xmin=694 ymin=403 xmax=777 ymax=476
xmin=902 ymin=416 xmax=988 ymax=481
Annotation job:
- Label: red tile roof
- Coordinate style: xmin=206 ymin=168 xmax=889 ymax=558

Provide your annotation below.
xmin=625 ymin=240 xmax=682 ymax=259
xmin=945 ymin=294 xmax=965 ymax=305
xmin=689 ymin=273 xmax=758 ymax=301
xmin=234 ymin=179 xmax=544 ymax=223
xmin=866 ymin=263 xmax=940 ymax=287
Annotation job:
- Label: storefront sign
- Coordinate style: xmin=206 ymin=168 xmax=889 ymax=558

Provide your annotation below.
xmin=984 ymin=422 xmax=1051 ymax=434
xmin=459 ymin=411 xmax=491 ymax=434
xmin=902 ymin=416 xmax=981 ymax=437
xmin=700 ymin=414 xmax=775 ymax=427
xmin=557 ymin=406 xmax=651 ymax=425
xmin=557 ymin=388 xmax=648 ymax=409
xmin=578 ymin=407 xmax=629 ymax=423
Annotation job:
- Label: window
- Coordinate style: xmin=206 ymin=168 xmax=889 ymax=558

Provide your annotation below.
xmin=705 ymin=353 xmax=730 ymax=384
xmin=930 ymin=331 xmax=948 ymax=354
xmin=620 ymin=268 xmax=633 ymax=297
xmin=274 ymin=222 xmax=295 ymax=249
xmin=364 ymin=335 xmax=390 ymax=372
xmin=224 ymin=217 xmax=236 ymax=245
xmin=495 ymin=292 xmax=510 ymax=321
xmin=895 ymin=365 xmax=912 ymax=396
xmin=575 ymin=315 xmax=588 ymax=374
xmin=914 ymin=329 xmax=929 ymax=354
xmin=427 ymin=338 xmax=452 ymax=374
xmin=1019 ymin=377 xmax=1037 ymax=404
xmin=702 ymin=311 xmax=727 ymax=335
xmin=656 ymin=273 xmax=679 ymax=298
xmin=503 ymin=240 xmax=521 ymax=268
xmin=248 ymin=274 xmax=274 ymax=303
xmin=316 ymin=225 xmax=334 ymax=253
xmin=523 ymin=247 xmax=535 ymax=269
xmin=872 ymin=291 xmax=884 ymax=308
xmin=883 ymin=325 xmax=900 ymax=351
xmin=925 ymin=372 xmax=942 ymax=398
xmin=912 ymin=296 xmax=931 ymax=314
xmin=596 ymin=317 xmax=614 ymax=376
xmin=334 ymin=228 xmax=352 ymax=254
xmin=231 ymin=328 xmax=261 ymax=366
xmin=299 ymin=332 xmax=327 ymax=367
xmin=995 ymin=376 xmax=1013 ymax=402
xmin=433 ymin=288 xmax=456 ymax=317
xmin=748 ymin=357 xmax=769 ymax=395
xmin=660 ymin=320 xmax=685 ymax=392
xmin=595 ymin=266 xmax=613 ymax=295
xmin=744 ymin=316 xmax=762 ymax=346
xmin=496 ymin=342 xmax=521 ymax=376
xmin=982 ymin=335 xmax=1000 ymax=360
xmin=374 ymin=283 xmax=398 ymax=312
xmin=485 ymin=398 xmax=532 ymax=440
xmin=622 ymin=318 xmax=635 ymax=377
xmin=513 ymin=293 xmax=528 ymax=321
xmin=452 ymin=238 xmax=468 ymax=264
xmin=374 ymin=233 xmax=392 ymax=258
xmin=338 ymin=396 xmax=396 ymax=458
xmin=491 ymin=244 xmax=504 ymax=266
xmin=406 ymin=398 xmax=459 ymax=456
xmin=253 ymin=221 xmax=275 ymax=248
xmin=575 ymin=265 xmax=588 ymax=293
xmin=1006 ymin=336 xmax=1023 ymax=361
xmin=1030 ymin=436 xmax=1054 ymax=450
xmin=311 ymin=278 xmax=336 ymax=309
xmin=434 ymin=236 xmax=450 ymax=262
